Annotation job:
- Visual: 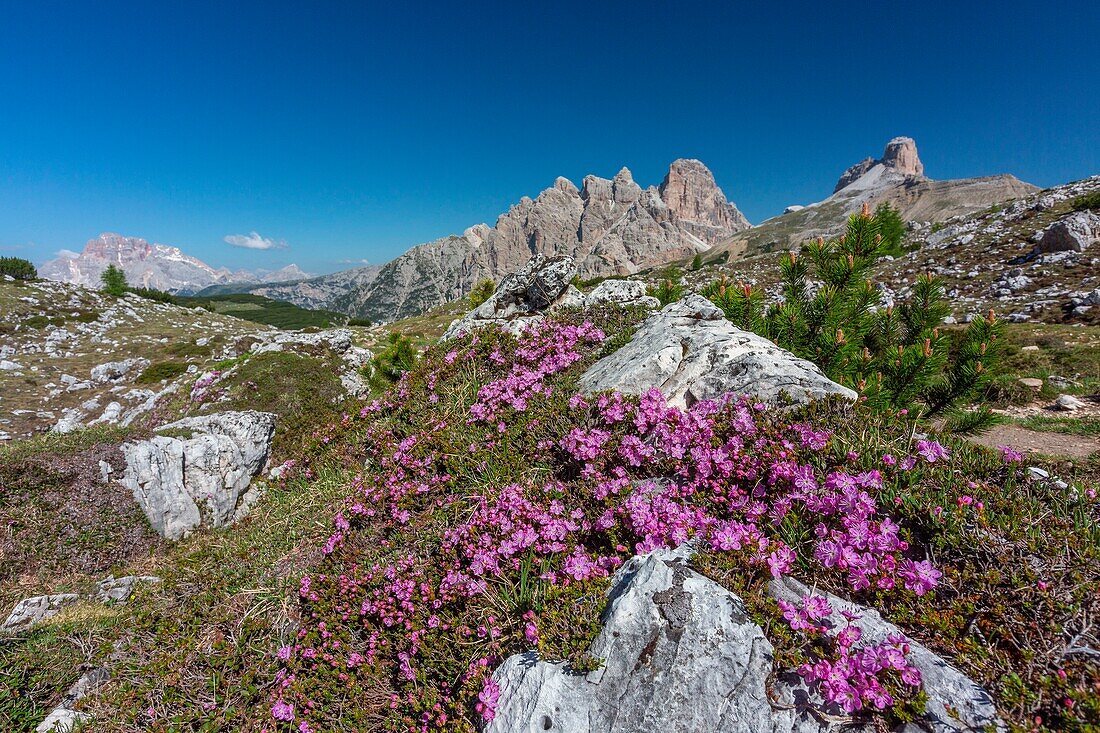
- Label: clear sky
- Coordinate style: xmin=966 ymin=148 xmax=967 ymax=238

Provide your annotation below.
xmin=1 ymin=0 xmax=1097 ymax=274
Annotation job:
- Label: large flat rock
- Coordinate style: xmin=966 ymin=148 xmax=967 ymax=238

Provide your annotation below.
xmin=578 ymin=295 xmax=856 ymax=408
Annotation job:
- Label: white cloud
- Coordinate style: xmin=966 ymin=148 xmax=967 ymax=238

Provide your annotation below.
xmin=224 ymin=231 xmax=287 ymax=250
xmin=54 ymin=249 xmax=81 ymax=259
xmin=338 ymin=258 xmax=371 ymax=265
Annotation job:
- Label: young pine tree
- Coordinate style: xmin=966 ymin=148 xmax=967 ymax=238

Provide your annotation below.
xmin=703 ymin=205 xmax=1003 ymax=433
xmin=0 ymin=257 xmax=37 ymax=280
xmin=100 ymin=264 xmax=128 ymax=296
xmin=469 ymin=279 xmax=496 ymax=308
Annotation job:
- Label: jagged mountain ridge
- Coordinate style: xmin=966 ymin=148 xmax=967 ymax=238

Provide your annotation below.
xmin=712 ymin=137 xmax=1038 ymax=258
xmin=40 ymin=233 xmax=312 ymax=295
xmin=247 ymin=159 xmax=750 ymax=322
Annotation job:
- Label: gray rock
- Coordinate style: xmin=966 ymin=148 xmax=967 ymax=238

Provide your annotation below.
xmin=1053 ymin=394 xmax=1086 ymax=411
xmin=118 ymin=411 xmax=276 ymax=540
xmin=1036 ymin=211 xmax=1100 ymax=254
xmin=2 ymin=594 xmax=81 ymax=632
xmin=35 ymin=666 xmax=108 ymax=732
xmin=584 ymin=279 xmax=660 ymax=308
xmin=93 ymin=575 xmax=160 ymax=603
xmin=90 ymin=357 xmax=149 ymax=383
xmin=578 ymin=295 xmax=857 ymax=408
xmin=443 ymin=255 xmax=579 ymax=339
xmin=488 ymin=549 xmax=861 ymax=733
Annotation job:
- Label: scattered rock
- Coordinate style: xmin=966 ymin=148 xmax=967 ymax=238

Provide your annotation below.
xmin=578 ymin=295 xmax=857 ymax=408
xmin=1053 ymin=394 xmax=1086 ymax=412
xmin=1018 ymin=377 xmax=1043 ymax=392
xmin=35 ymin=666 xmax=109 ymax=733
xmin=1 ymin=594 xmax=81 ymax=633
xmin=94 ymin=575 xmax=160 ymax=603
xmin=118 ymin=411 xmax=276 ymax=540
xmin=1035 ymin=211 xmax=1100 ymax=254
xmin=90 ymin=357 xmax=150 ymax=384
xmin=443 ymin=255 xmax=579 ymax=339
xmin=584 ymin=279 xmax=660 ymax=308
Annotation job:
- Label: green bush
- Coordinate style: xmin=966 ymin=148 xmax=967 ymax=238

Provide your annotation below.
xmin=367 ymin=332 xmax=418 ymax=392
xmin=100 ymin=264 xmax=128 ymax=296
xmin=136 ymin=361 xmax=189 ymax=384
xmin=703 ymin=206 xmax=1004 ymax=432
xmin=1070 ymin=189 xmax=1100 ymax=212
xmin=468 ymin=279 xmax=496 ymax=308
xmin=690 ymin=253 xmax=703 ymax=271
xmin=0 ymin=256 xmax=37 ymax=280
xmin=347 ymin=317 xmax=373 ymax=327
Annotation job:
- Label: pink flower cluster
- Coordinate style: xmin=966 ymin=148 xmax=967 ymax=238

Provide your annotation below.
xmin=469 ymin=321 xmax=604 ymax=421
xmin=783 ymin=595 xmax=923 ymax=713
xmin=271 ymin=319 xmax=949 ymax=729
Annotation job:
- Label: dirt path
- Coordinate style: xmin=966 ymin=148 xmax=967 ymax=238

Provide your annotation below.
xmin=969 ymin=424 xmax=1100 ymax=459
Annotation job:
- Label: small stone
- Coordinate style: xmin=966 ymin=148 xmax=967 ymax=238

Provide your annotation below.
xmin=1020 ymin=345 xmax=1039 ymax=352
xmin=1018 ymin=377 xmax=1043 ymax=391
xmin=1054 ymin=394 xmax=1086 ymax=411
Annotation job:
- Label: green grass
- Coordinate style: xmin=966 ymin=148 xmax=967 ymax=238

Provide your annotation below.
xmin=984 ymin=324 xmax=1100 ymax=406
xmin=177 ymin=294 xmax=345 ymax=330
xmin=1016 ymin=415 xmax=1100 ymax=437
xmin=135 ymin=361 xmax=189 ymax=385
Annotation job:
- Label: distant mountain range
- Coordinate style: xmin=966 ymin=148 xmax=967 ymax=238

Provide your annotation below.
xmin=40 ymin=233 xmax=312 ymax=295
xmin=41 ymin=138 xmax=1040 ymax=321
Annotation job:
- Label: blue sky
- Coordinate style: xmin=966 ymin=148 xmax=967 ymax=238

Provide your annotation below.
xmin=1 ymin=1 xmax=1097 ymax=275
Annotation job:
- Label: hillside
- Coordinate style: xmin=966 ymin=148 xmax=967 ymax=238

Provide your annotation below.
xmin=1 ymin=245 xmax=1098 ymax=733
xmin=711 ymin=137 xmax=1038 ymax=258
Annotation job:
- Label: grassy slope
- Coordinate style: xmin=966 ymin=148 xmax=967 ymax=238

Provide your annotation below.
xmin=2 ymin=286 xmax=1098 ymax=732
xmin=50 ymin=306 xmax=1091 ymax=732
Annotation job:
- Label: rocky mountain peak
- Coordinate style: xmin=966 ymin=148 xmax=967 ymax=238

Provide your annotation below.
xmin=552 ymin=176 xmax=579 ymax=196
xmin=659 ymin=158 xmax=750 ymax=231
xmin=84 ymin=233 xmax=156 ymax=261
xmin=834 ymin=136 xmax=926 ymax=193
xmin=881 ymin=136 xmax=924 ymax=177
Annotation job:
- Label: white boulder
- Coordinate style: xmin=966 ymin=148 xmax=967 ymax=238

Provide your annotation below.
xmin=578 ymin=295 xmax=857 ymax=408
xmin=118 ymin=411 xmax=276 ymax=540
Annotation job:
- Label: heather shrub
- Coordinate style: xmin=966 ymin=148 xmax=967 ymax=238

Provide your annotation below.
xmin=259 ymin=305 xmax=1096 ymax=732
xmin=702 ymin=206 xmax=1004 ymax=433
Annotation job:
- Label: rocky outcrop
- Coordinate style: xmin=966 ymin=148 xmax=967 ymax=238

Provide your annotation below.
xmin=834 ymin=137 xmax=925 ymax=194
xmin=489 ymin=549 xmax=1000 ymax=733
xmin=442 ymin=256 xmax=659 ymax=339
xmin=1035 ymin=211 xmax=1100 ymax=254
xmin=770 ymin=577 xmax=1002 ymax=733
xmin=2 ymin=576 xmax=159 ymax=633
xmin=253 ymin=160 xmax=748 ymax=322
xmin=578 ymin=295 xmax=856 ymax=407
xmin=118 ymin=411 xmax=276 ymax=540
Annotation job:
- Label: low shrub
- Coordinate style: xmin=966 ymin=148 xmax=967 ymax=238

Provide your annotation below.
xmin=136 ymin=361 xmax=189 ymax=384
xmin=468 ymin=279 xmax=496 ymax=308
